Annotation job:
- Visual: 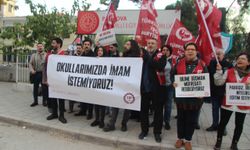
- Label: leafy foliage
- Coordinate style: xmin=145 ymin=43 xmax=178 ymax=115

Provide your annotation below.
xmin=165 ymin=0 xmax=198 ymax=36
xmin=71 ymin=0 xmax=91 ymax=15
xmin=99 ymin=0 xmax=120 ymax=10
xmin=226 ymin=0 xmax=250 ymax=57
xmin=100 ymin=0 xmax=142 ymax=10
xmin=237 ymin=0 xmax=250 ymax=13
xmin=24 ymin=0 xmax=75 ymax=49
xmin=0 ymin=0 xmax=77 ymax=50
xmin=164 ymin=0 xmax=250 ymax=58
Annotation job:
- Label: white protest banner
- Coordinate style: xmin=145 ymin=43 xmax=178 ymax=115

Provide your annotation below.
xmin=96 ymin=28 xmax=117 ymax=46
xmin=47 ymin=55 xmax=143 ymax=111
xmin=226 ymin=83 xmax=250 ymax=106
xmin=175 ymin=73 xmax=210 ymax=97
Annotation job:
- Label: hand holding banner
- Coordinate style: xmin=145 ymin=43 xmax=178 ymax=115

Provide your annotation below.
xmin=96 ymin=3 xmax=118 ymax=46
xmin=226 ymin=83 xmax=250 ymax=106
xmin=95 ymin=28 xmax=117 ymax=46
xmin=174 ymin=73 xmax=210 ymax=97
xmin=47 ymin=55 xmax=143 ymax=111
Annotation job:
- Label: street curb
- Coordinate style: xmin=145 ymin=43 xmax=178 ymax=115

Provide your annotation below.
xmin=4 ymin=82 xmax=212 ymax=150
xmin=0 ymin=115 xmax=178 ymax=150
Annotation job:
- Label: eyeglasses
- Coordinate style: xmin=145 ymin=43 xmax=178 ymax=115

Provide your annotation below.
xmin=185 ymin=48 xmax=196 ymax=51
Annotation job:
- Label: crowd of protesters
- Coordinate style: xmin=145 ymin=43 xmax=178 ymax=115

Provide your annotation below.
xmin=29 ymin=37 xmax=250 ymax=150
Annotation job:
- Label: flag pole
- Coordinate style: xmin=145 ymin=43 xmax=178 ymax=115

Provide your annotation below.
xmin=133 ymin=0 xmax=146 ymax=40
xmin=196 ymin=0 xmax=219 ymax=63
xmin=133 ymin=8 xmax=141 ymax=40
xmin=96 ymin=2 xmax=111 ymax=45
xmin=101 ymin=2 xmax=112 ymax=31
xmin=165 ymin=18 xmax=177 ymax=45
xmin=226 ymin=0 xmax=236 ymax=14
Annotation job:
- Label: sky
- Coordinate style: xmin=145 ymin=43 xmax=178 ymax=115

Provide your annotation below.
xmin=16 ymin=0 xmax=241 ymax=16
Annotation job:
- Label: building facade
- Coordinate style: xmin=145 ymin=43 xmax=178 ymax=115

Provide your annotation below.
xmin=0 ymin=0 xmax=16 ymax=17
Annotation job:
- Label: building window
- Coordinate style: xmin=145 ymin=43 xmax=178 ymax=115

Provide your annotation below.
xmin=8 ymin=4 xmax=12 ymax=13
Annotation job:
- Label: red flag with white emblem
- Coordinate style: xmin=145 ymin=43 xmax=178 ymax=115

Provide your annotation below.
xmin=195 ymin=0 xmax=222 ymax=65
xmin=135 ymin=0 xmax=161 ymax=48
xmin=166 ymin=19 xmax=195 ymax=57
xmin=102 ymin=3 xmax=118 ymax=31
xmin=95 ymin=3 xmax=118 ymax=47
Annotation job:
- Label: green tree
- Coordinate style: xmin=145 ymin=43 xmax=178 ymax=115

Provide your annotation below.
xmin=237 ymin=0 xmax=250 ymax=53
xmin=163 ymin=0 xmax=249 ymax=58
xmin=246 ymin=32 xmax=250 ymax=52
xmin=226 ymin=0 xmax=250 ymax=57
xmin=237 ymin=0 xmax=250 ymax=11
xmin=23 ymin=0 xmax=75 ymax=49
xmin=100 ymin=0 xmax=142 ymax=10
xmin=100 ymin=0 xmax=120 ymax=10
xmin=0 ymin=1 xmax=76 ymax=50
xmin=71 ymin=0 xmax=91 ymax=15
xmin=0 ymin=23 xmax=31 ymax=47
xmin=165 ymin=0 xmax=198 ymax=36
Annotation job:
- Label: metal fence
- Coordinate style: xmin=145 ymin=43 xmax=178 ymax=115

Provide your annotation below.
xmin=0 ymin=49 xmax=33 ymax=83
xmin=16 ymin=54 xmax=31 ymax=83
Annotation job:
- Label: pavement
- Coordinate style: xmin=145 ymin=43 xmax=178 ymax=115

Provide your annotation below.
xmin=0 ymin=81 xmax=249 ymax=150
xmin=0 ymin=122 xmax=117 ymax=150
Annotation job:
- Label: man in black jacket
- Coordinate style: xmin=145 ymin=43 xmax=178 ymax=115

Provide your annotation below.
xmin=46 ymin=38 xmax=67 ymax=124
xmin=206 ymin=50 xmax=232 ymax=132
xmin=74 ymin=39 xmax=95 ymax=120
xmin=138 ymin=38 xmax=166 ymax=143
xmin=108 ymin=43 xmax=120 ymax=57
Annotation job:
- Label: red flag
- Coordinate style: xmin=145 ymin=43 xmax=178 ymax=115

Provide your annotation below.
xmin=135 ymin=0 xmax=161 ymax=48
xmin=195 ymin=0 xmax=222 ymax=65
xmin=166 ymin=19 xmax=195 ymax=57
xmin=102 ymin=3 xmax=118 ymax=31
xmin=74 ymin=37 xmax=81 ymax=44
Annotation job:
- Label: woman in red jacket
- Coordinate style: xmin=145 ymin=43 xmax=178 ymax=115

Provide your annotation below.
xmin=173 ymin=42 xmax=208 ymax=150
xmin=214 ymin=52 xmax=250 ymax=150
